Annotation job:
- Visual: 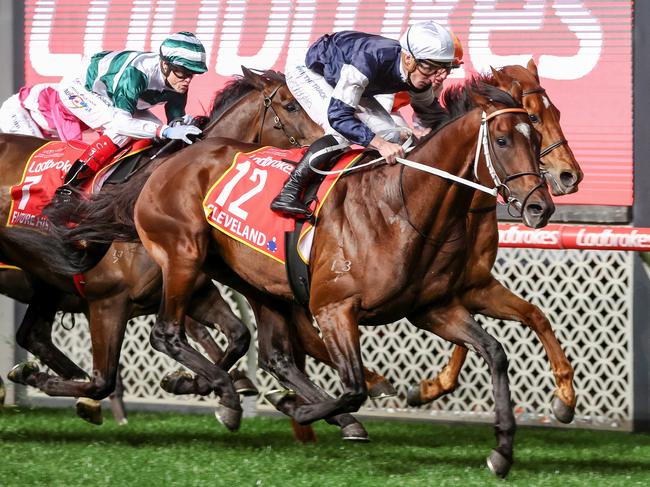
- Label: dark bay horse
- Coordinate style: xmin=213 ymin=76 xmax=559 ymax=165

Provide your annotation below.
xmin=125 ymin=81 xmax=553 ymax=477
xmin=0 ymin=68 xmax=326 ymax=430
xmin=406 ymin=60 xmax=583 ymax=422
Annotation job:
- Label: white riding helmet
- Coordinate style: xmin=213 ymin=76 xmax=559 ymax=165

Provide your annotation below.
xmin=400 ymin=21 xmax=463 ymax=68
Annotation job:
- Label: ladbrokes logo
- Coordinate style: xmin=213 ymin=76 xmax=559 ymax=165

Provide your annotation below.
xmin=498 ymin=224 xmax=560 ymax=247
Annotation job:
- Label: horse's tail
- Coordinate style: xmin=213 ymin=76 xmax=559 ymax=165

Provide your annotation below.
xmin=50 ymin=156 xmax=166 ymax=246
xmin=0 ymin=226 xmax=86 ymax=276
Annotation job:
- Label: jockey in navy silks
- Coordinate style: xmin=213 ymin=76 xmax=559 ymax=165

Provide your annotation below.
xmin=271 ymin=20 xmax=464 ymax=218
xmin=54 ymin=32 xmax=208 ymax=201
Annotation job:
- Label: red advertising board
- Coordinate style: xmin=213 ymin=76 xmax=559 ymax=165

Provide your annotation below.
xmin=23 ymin=1 xmax=633 ymax=206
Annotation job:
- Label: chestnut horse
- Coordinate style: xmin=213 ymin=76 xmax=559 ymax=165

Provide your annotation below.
xmin=406 ymin=60 xmax=583 ymax=423
xmin=0 ymin=69 xmax=326 ymax=429
xmin=122 ymin=81 xmax=552 ymax=477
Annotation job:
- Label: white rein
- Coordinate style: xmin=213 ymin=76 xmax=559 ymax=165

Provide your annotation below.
xmin=307 ymin=108 xmax=528 ymax=197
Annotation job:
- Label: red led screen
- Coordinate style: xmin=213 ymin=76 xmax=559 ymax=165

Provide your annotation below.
xmin=24 ymin=0 xmax=633 ymax=205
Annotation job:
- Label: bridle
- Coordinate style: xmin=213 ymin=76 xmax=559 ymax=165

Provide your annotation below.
xmin=521 ymin=88 xmax=568 ymax=159
xmin=400 ymin=106 xmax=546 ymax=240
xmin=254 ymin=84 xmax=301 ymax=147
xmin=479 ymin=107 xmax=547 ymax=217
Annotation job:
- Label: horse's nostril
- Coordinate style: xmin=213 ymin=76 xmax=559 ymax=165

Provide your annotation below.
xmin=560 ymin=171 xmax=577 ymax=188
xmin=526 ymin=204 xmax=543 ymax=217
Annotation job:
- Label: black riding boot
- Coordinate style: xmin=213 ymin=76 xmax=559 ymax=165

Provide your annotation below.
xmin=270 ymin=135 xmax=343 ymax=217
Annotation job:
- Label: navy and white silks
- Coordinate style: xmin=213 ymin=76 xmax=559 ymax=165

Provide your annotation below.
xmin=286 ymin=31 xmax=440 ymax=147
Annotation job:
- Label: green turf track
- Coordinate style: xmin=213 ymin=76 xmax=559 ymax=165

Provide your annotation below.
xmin=1 ymin=407 xmax=649 ymax=486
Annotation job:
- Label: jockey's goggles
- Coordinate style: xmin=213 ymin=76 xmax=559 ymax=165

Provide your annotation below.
xmin=415 ymin=60 xmax=455 ymax=76
xmin=169 ymin=63 xmax=196 ymax=80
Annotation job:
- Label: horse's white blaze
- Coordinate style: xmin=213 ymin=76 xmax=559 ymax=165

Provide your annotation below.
xmin=542 ymin=95 xmax=551 ymax=109
xmin=515 ymin=123 xmax=531 ymax=140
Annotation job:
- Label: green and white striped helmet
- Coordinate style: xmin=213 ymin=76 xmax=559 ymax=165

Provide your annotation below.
xmin=159 ymin=32 xmax=208 ymax=73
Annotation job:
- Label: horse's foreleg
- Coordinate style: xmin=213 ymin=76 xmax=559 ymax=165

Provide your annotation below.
xmin=292 ymin=305 xmax=396 ymax=399
xmin=108 ymin=365 xmax=128 ymax=425
xmin=294 ymin=299 xmax=368 ymax=422
xmin=406 ymin=346 xmax=467 ymax=406
xmin=410 ymin=303 xmax=516 ymax=479
xmin=14 ymin=295 xmax=88 ymax=381
xmin=255 ymin=303 xmax=360 ymax=427
xmin=28 ymin=297 xmax=128 ymax=401
xmin=462 ymin=276 xmax=576 ymax=421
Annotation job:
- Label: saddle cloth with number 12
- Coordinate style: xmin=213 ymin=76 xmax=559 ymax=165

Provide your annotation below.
xmin=203 ymin=145 xmax=363 ymax=264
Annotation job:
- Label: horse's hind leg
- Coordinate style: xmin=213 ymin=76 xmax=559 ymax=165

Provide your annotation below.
xmin=410 ymin=303 xmax=516 ymax=479
xmin=462 ymin=276 xmax=576 ymax=422
xmin=151 ymin=257 xmax=242 ymax=430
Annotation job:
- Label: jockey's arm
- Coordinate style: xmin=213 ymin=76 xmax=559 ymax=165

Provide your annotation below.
xmin=111 ymin=108 xmax=164 ymax=139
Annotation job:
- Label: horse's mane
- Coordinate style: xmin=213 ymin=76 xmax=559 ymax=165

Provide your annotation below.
xmin=420 ymin=77 xmax=521 ymax=142
xmin=208 ymin=69 xmax=286 ymax=123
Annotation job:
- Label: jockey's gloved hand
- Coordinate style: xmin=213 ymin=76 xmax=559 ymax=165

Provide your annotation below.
xmin=161 ymin=124 xmax=202 ymax=144
xmin=181 ymin=114 xmax=196 ymax=125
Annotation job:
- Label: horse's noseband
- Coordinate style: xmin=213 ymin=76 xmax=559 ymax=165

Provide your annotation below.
xmin=256 ymin=84 xmax=300 ymax=147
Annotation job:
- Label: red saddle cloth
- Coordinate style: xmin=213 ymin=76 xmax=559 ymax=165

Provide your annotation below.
xmin=203 ymin=145 xmax=364 ymax=264
xmin=6 ymin=139 xmax=151 ymax=233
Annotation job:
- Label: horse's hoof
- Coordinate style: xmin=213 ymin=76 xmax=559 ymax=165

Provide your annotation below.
xmin=341 ymin=422 xmax=370 ymax=442
xmin=406 ymin=384 xmax=424 ymax=407
xmin=116 ymin=417 xmax=129 ymax=426
xmin=368 ymin=379 xmax=397 ymax=399
xmin=7 ymin=361 xmax=40 ymax=385
xmin=551 ymin=395 xmax=575 ymax=424
xmin=160 ymin=370 xmax=193 ymax=393
xmin=486 ymin=449 xmax=512 ymax=479
xmin=215 ymin=404 xmax=242 ymax=432
xmin=264 ymin=388 xmax=296 ymax=409
xmin=75 ymin=397 xmax=103 ymax=426
xmin=229 ymin=369 xmax=258 ymax=397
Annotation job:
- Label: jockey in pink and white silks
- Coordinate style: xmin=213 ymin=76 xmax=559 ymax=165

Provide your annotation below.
xmin=271 ymin=20 xmax=464 ymax=218
xmin=0 ymin=83 xmax=88 ymax=141
xmin=53 ymin=31 xmax=208 ymax=202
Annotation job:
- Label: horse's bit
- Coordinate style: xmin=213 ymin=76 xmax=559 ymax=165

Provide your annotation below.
xmin=254 ymin=84 xmax=301 ymax=147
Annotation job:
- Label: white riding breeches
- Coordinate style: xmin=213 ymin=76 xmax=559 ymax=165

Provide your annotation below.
xmin=285 ymin=64 xmax=408 ymax=145
xmin=0 ymin=94 xmax=48 ymax=137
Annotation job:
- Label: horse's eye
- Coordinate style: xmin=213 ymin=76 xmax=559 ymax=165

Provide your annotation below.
xmin=529 ymin=113 xmax=540 ymax=124
xmin=284 ymin=102 xmax=299 ymax=112
xmin=496 ymin=137 xmax=507 ymax=147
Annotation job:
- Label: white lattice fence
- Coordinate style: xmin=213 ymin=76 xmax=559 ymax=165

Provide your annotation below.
xmin=28 ymin=248 xmax=633 ymax=430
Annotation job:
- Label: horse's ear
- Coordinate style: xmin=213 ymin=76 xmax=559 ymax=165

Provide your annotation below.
xmin=526 ymin=58 xmax=540 ymax=82
xmin=241 ymin=65 xmax=266 ymax=90
xmin=490 ymin=66 xmax=507 ymax=89
xmin=510 ymin=80 xmax=523 ymax=105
